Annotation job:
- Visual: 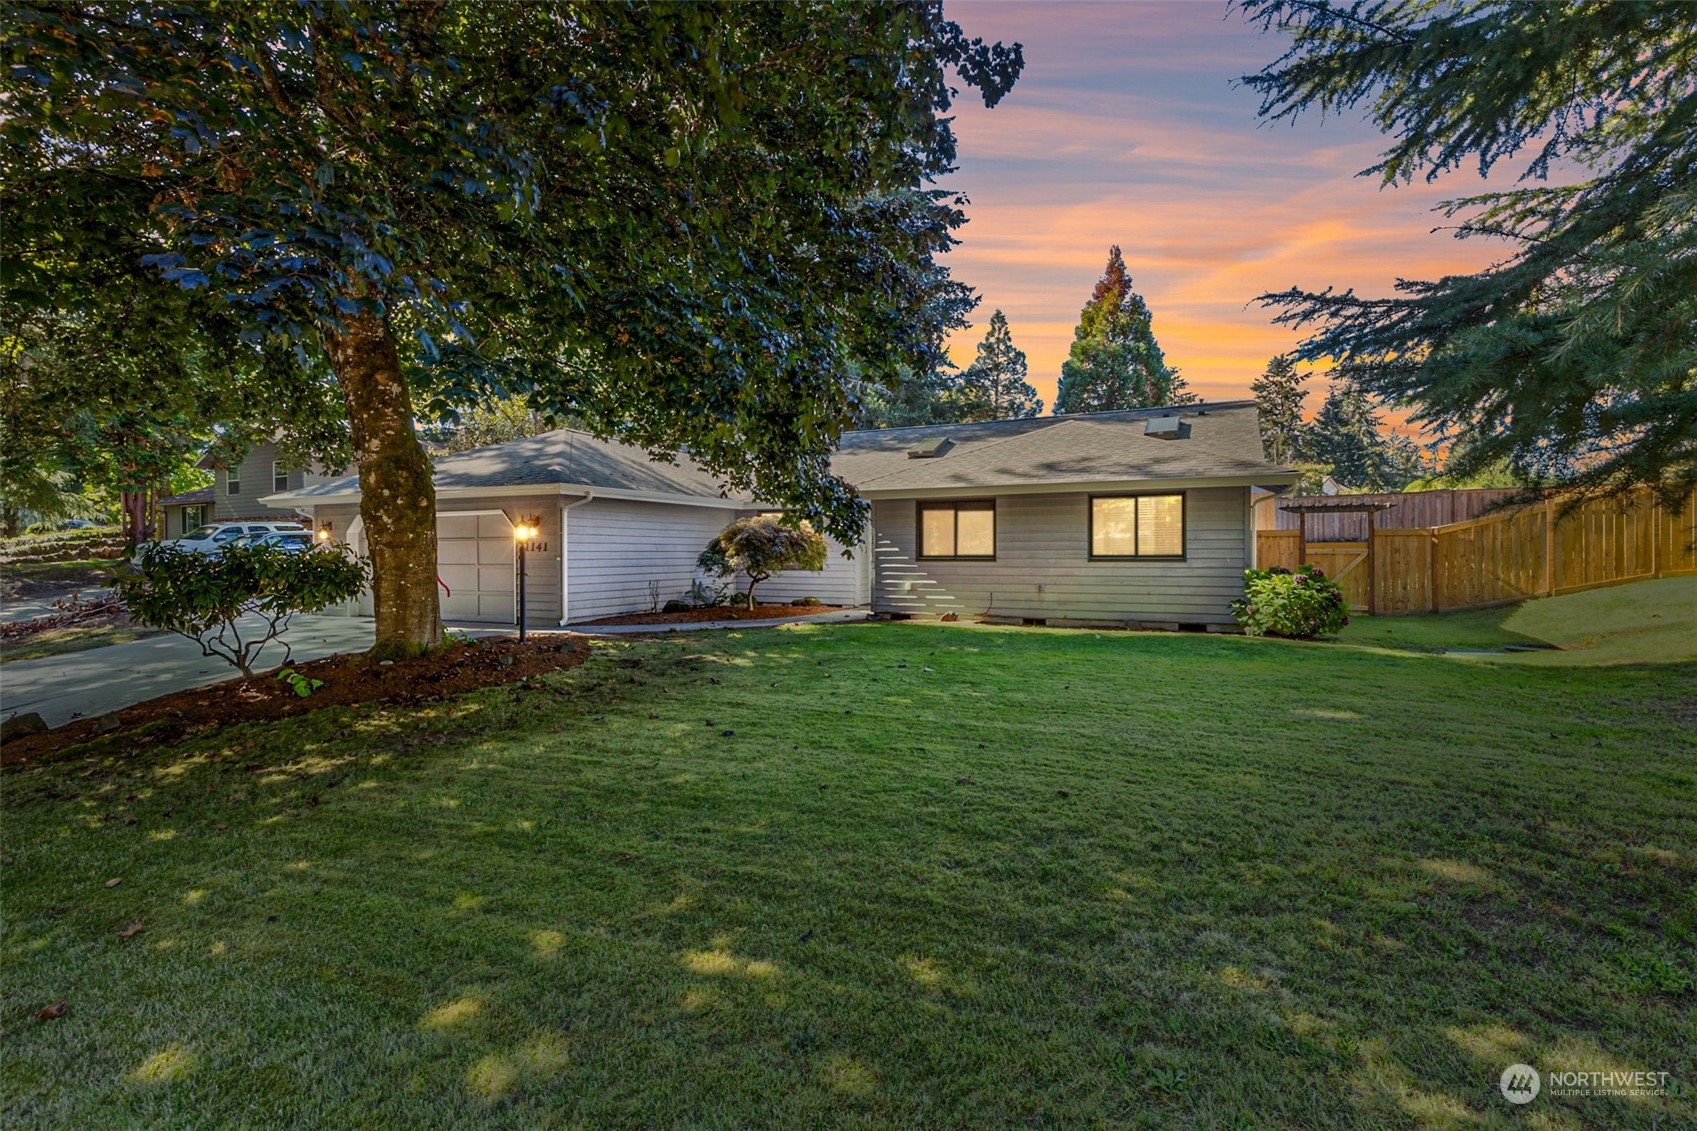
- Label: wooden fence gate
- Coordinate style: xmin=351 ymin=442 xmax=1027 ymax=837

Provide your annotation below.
xmin=1256 ymin=486 xmax=1697 ymax=615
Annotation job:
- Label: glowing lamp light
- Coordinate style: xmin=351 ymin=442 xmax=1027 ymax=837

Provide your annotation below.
xmin=316 ymin=523 xmax=333 ymax=543
xmin=511 ymin=514 xmax=542 ymax=643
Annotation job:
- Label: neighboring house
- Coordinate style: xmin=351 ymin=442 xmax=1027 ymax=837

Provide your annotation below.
xmin=832 ymin=401 xmax=1296 ymax=628
xmin=263 ymin=400 xmax=1294 ymax=629
xmin=157 ymin=441 xmax=334 ymax=538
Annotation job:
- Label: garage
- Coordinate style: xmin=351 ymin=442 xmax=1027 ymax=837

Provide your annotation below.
xmin=435 ymin=511 xmax=514 ymax=623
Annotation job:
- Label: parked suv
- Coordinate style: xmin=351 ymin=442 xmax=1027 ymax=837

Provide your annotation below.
xmin=165 ymin=522 xmax=307 ymax=555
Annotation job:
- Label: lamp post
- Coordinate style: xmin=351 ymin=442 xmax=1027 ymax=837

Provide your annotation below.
xmin=513 ymin=516 xmax=538 ymax=642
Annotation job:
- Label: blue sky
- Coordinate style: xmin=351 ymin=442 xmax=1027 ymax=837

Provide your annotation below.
xmin=937 ymin=1 xmax=1520 ymax=409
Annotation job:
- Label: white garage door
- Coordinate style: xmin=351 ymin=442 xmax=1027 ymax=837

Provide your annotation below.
xmin=437 ymin=512 xmax=514 ymax=623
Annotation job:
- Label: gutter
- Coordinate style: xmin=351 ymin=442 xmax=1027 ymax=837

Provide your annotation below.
xmin=558 ymin=491 xmax=595 ymax=626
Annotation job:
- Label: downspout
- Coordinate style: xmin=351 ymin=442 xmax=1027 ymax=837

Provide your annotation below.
xmin=558 ymin=490 xmax=595 ymax=625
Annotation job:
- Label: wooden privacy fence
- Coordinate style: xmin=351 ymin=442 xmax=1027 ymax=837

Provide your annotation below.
xmin=1256 ymin=486 xmax=1697 ymax=615
xmin=1258 ymin=487 xmax=1522 ymax=539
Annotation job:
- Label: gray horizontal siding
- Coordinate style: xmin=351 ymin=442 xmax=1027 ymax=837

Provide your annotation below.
xmin=215 ymin=443 xmax=310 ymax=520
xmin=742 ymin=525 xmax=867 ymax=607
xmin=871 ymin=487 xmax=1252 ymax=625
xmin=565 ymin=498 xmax=732 ymax=622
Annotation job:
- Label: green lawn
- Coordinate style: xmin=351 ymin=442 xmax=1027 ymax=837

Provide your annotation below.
xmin=3 ymin=617 xmax=1693 ymax=1127
xmin=1338 ymin=575 xmax=1697 ymax=665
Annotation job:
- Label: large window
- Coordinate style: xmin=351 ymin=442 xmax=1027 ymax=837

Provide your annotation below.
xmin=1090 ymin=494 xmax=1185 ymax=559
xmin=273 ymin=461 xmax=289 ymax=491
xmin=918 ymin=500 xmax=996 ymax=560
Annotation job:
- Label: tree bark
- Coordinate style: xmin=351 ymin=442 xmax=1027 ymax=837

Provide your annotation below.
xmin=322 ymin=310 xmax=441 ymax=657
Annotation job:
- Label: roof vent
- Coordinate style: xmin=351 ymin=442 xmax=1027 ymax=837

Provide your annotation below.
xmin=1145 ymin=416 xmax=1189 ymax=440
xmin=907 ymin=436 xmax=953 ymax=459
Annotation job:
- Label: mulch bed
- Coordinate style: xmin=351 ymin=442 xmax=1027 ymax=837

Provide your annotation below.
xmin=0 ymin=636 xmax=590 ymax=767
xmin=583 ymin=603 xmax=842 ymax=626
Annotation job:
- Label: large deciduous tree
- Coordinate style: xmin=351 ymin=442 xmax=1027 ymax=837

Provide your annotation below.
xmin=4 ymin=2 xmax=1022 ymax=657
xmin=1055 ymin=246 xmax=1189 ymax=413
xmin=1240 ymin=0 xmax=1697 ymax=498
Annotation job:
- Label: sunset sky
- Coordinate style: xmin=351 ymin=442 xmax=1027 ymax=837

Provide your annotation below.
xmin=937 ymin=1 xmax=1520 ymax=412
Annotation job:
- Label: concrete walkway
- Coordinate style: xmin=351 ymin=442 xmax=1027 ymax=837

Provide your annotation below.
xmin=559 ymin=608 xmax=872 ymax=635
xmin=0 ymin=613 xmax=375 ymax=729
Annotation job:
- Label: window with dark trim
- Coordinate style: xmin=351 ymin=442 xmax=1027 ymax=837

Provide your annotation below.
xmin=273 ymin=460 xmax=289 ymax=491
xmin=1090 ymin=494 xmax=1185 ymax=559
xmin=225 ymin=468 xmax=241 ymax=495
xmin=917 ymin=499 xmax=996 ymax=560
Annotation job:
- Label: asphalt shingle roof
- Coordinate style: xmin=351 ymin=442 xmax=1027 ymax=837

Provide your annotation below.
xmin=158 ymin=486 xmax=215 ymax=507
xmin=275 ymin=401 xmax=1290 ymax=503
xmin=831 ymin=401 xmax=1291 ymax=494
xmin=285 ymin=429 xmax=737 ymax=501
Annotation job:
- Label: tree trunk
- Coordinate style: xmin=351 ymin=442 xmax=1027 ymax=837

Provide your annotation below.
xmin=323 ymin=310 xmax=441 ymax=658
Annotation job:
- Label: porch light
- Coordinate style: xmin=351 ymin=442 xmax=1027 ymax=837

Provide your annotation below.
xmin=316 ymin=522 xmax=333 ymax=543
xmin=512 ymin=514 xmax=542 ymax=643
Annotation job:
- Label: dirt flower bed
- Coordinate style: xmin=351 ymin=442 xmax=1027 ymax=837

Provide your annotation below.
xmin=583 ymin=603 xmax=842 ymax=626
xmin=0 ymin=635 xmax=589 ymax=766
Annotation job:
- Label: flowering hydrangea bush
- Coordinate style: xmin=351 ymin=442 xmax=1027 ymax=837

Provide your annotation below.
xmin=1230 ymin=564 xmax=1349 ymax=639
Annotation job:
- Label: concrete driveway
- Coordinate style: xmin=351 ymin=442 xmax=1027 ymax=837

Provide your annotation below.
xmin=0 ymin=587 xmax=113 ymax=625
xmin=0 ymin=613 xmax=375 ymax=729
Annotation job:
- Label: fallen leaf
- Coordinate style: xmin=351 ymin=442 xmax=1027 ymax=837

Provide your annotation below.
xmin=104 ymin=878 xmax=122 ymax=888
xmin=35 ymin=1000 xmax=67 ymax=1021
xmin=118 ymin=921 xmax=145 ymax=941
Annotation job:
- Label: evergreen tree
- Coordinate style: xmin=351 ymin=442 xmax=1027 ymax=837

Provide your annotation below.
xmin=854 ymin=361 xmax=975 ymax=429
xmin=1055 ymin=247 xmax=1187 ymax=413
xmin=1302 ymin=383 xmax=1382 ymax=489
xmin=1302 ymin=380 xmax=1426 ymax=491
xmin=1249 ymin=354 xmax=1308 ymax=464
xmin=1242 ymin=1 xmax=1697 ymax=496
xmin=957 ymin=310 xmax=1042 ymax=421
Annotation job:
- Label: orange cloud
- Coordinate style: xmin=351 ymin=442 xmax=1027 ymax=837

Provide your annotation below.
xmin=937 ymin=1 xmax=1540 ymax=416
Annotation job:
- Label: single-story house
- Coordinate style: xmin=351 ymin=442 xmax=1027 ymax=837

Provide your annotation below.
xmin=263 ymin=400 xmax=1295 ymax=629
xmin=263 ymin=430 xmax=867 ymax=626
xmin=158 ymin=440 xmax=331 ymax=538
xmin=831 ymin=401 xmax=1296 ymax=628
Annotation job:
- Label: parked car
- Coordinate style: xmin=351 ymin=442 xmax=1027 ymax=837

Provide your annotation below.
xmin=159 ymin=522 xmax=307 ymax=556
xmin=247 ymin=531 xmax=315 ymax=553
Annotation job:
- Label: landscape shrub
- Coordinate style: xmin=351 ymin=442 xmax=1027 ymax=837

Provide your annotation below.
xmin=698 ymin=515 xmax=827 ymax=608
xmin=1230 ymin=564 xmax=1349 ymax=639
xmin=662 ymin=599 xmax=691 ymax=614
xmin=114 ymin=544 xmax=369 ymax=675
